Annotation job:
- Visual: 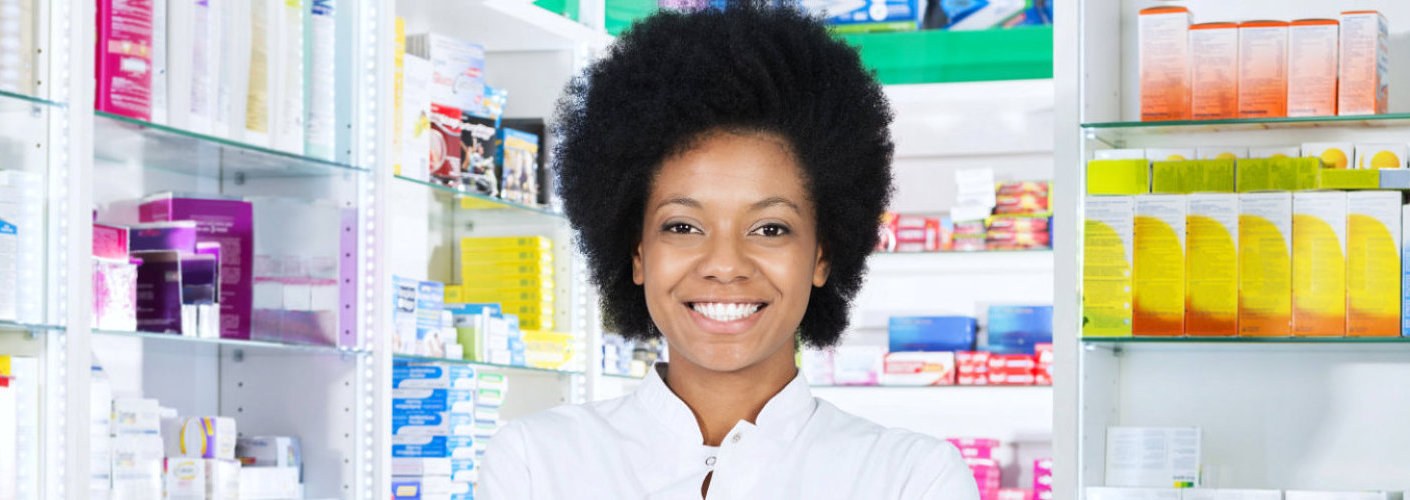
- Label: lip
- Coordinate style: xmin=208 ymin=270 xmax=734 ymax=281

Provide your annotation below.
xmin=683 ymin=299 xmax=769 ymax=336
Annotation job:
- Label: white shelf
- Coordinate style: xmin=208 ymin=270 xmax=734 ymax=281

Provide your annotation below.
xmin=866 ymin=250 xmax=1054 ymax=275
xmin=399 ymin=0 xmax=612 ymax=52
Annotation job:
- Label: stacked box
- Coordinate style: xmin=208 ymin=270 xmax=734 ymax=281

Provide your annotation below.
xmin=1034 ymin=343 xmax=1053 ymax=385
xmin=1034 ymin=459 xmax=1054 ymax=500
xmin=966 ymin=457 xmax=1002 ymax=500
xmin=987 ymin=354 xmax=1037 ymax=385
xmin=457 ymin=236 xmax=555 ymax=332
xmin=393 ymin=361 xmax=480 ymax=495
xmin=956 ymin=351 xmax=990 ymax=385
xmin=471 ymin=372 xmax=509 ymax=471
xmin=946 ymin=438 xmax=999 ymax=459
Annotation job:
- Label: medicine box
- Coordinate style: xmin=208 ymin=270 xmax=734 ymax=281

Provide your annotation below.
xmin=1292 ymin=192 xmax=1348 ymax=337
xmin=139 ymin=193 xmax=254 ymax=340
xmin=1303 ymin=142 xmax=1353 ymax=169
xmin=1287 ymin=19 xmax=1340 ymax=117
xmin=1403 ymin=204 xmax=1410 ymax=337
xmin=1355 ymin=144 xmax=1407 ymax=170
xmin=1249 ymin=147 xmax=1301 ymax=159
xmin=1196 ymin=147 xmax=1246 ymax=161
xmin=1238 ymin=193 xmax=1294 ymax=336
xmin=392 ymin=411 xmax=475 ymax=436
xmin=887 ymin=316 xmax=976 ymax=352
xmin=1337 ymin=11 xmax=1389 ymax=116
xmin=1346 ymin=192 xmax=1401 ymax=336
xmin=112 ymin=397 xmax=161 ymax=435
xmin=1139 ymin=7 xmax=1192 ymax=121
xmin=1086 ymin=488 xmax=1183 ymax=500
xmin=1185 ymin=194 xmax=1239 ymax=336
xmin=946 ymin=438 xmax=1000 ymax=459
xmin=1189 ymin=23 xmax=1239 ymax=120
xmin=1287 ymin=493 xmax=1403 ymax=500
xmin=393 ymin=388 xmax=476 ymax=414
xmin=1238 ymin=21 xmax=1290 ymax=118
xmin=833 ymin=345 xmax=883 ymax=386
xmin=236 ymin=466 xmax=301 ymax=500
xmin=1083 ymin=197 xmax=1135 ymax=337
xmin=406 ymin=33 xmax=486 ymax=113
xmin=391 ymin=435 xmax=476 ymax=458
xmin=1105 ymin=427 xmax=1201 ymax=487
xmin=163 ymin=457 xmax=206 ymax=500
xmin=1088 ymin=160 xmax=1151 ymax=195
xmin=234 ymin=436 xmax=301 ymax=469
xmin=393 ymin=362 xmax=478 ymax=390
xmin=1147 ymin=149 xmax=1196 ymax=162
xmin=1182 ymin=490 xmax=1284 ymax=500
xmin=985 ymin=305 xmax=1053 ymax=354
xmin=1134 ymin=195 xmax=1186 ymax=336
xmin=161 ymin=416 xmax=237 ymax=460
xmin=394 ymin=475 xmax=474 ymax=497
xmin=879 ymin=351 xmax=955 ymax=386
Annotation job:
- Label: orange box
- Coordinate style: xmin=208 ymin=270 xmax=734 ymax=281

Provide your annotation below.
xmin=1287 ymin=19 xmax=1340 ymax=117
xmin=1139 ymin=7 xmax=1192 ymax=121
xmin=1338 ymin=11 xmax=1389 ymax=116
xmin=1190 ymin=22 xmax=1240 ymax=120
xmin=1238 ymin=21 xmax=1290 ymax=119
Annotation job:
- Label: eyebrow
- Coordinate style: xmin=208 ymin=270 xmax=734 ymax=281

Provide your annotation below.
xmin=654 ymin=196 xmax=801 ymax=214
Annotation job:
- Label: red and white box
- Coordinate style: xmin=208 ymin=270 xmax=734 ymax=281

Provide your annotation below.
xmin=947 ymin=438 xmax=1000 ymax=459
xmin=1035 ymin=343 xmax=1054 ymax=385
xmin=880 ymin=351 xmax=955 ymax=386
xmin=966 ymin=457 xmax=1002 ymax=500
xmin=988 ymin=354 xmax=1038 ymax=385
xmin=956 ymin=351 xmax=991 ymax=385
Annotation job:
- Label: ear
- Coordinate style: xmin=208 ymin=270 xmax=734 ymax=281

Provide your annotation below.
xmin=633 ymin=240 xmax=645 ymax=286
xmin=812 ymin=246 xmax=829 ymax=287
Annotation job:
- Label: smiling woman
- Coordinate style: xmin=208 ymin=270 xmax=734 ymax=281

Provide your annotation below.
xmin=477 ymin=1 xmax=980 ymax=499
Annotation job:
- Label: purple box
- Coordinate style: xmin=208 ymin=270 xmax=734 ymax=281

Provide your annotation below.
xmin=129 ymin=221 xmax=198 ymax=253
xmin=132 ymin=251 xmax=182 ymax=333
xmin=139 ymin=193 xmax=254 ymax=340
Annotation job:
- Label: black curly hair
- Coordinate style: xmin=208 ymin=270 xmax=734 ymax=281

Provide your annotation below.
xmin=554 ymin=0 xmax=893 ymax=349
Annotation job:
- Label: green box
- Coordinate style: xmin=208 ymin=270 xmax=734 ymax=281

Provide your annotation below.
xmin=1318 ymin=169 xmax=1380 ymax=190
xmin=1151 ymin=160 xmax=1234 ymax=193
xmin=1237 ymin=158 xmax=1320 ymax=192
xmin=1088 ymin=159 xmax=1150 ymax=195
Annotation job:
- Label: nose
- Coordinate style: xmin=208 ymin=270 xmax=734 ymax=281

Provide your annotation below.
xmin=697 ymin=231 xmax=753 ymax=284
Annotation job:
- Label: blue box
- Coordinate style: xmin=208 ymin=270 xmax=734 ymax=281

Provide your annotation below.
xmin=393 ymin=363 xmax=478 ymax=390
xmin=392 ymin=412 xmax=476 ymax=435
xmin=393 ymin=388 xmax=476 ymax=414
xmin=813 ymin=0 xmax=920 ymax=32
xmin=391 ymin=479 xmax=423 ymax=499
xmin=392 ymin=435 xmax=477 ymax=458
xmin=986 ymin=305 xmax=1053 ymax=355
xmin=888 ymin=316 xmax=976 ymax=352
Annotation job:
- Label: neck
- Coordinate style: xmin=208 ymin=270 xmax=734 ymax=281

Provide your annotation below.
xmin=662 ymin=348 xmax=799 ymax=447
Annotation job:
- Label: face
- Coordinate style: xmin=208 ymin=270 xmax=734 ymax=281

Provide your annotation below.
xmin=634 ymin=130 xmax=829 ymax=374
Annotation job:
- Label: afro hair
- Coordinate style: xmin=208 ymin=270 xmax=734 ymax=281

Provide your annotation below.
xmin=554 ymin=1 xmax=893 ymax=349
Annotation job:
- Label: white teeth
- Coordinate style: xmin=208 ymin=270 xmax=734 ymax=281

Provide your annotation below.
xmin=692 ymin=302 xmax=762 ymax=322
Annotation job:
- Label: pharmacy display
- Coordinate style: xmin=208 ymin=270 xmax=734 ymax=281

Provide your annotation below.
xmin=392 ymin=361 xmax=507 ymax=499
xmin=1139 ymin=8 xmax=1389 ymax=121
xmin=799 ymin=0 xmax=1052 ymax=33
xmin=945 ymin=437 xmax=1051 ymax=500
xmin=1083 ymin=144 xmax=1410 ymax=337
xmin=805 ymin=305 xmax=1053 ymax=386
xmin=877 ymin=180 xmax=1053 ymax=253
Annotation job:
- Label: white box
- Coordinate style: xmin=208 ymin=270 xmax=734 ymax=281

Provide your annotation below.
xmin=1303 ymin=142 xmax=1354 ymax=169
xmin=237 ymin=466 xmax=301 ymax=500
xmin=400 ymin=55 xmax=432 ymax=182
xmin=205 ymin=459 xmax=240 ymax=500
xmin=1286 ymin=493 xmax=1402 ymax=500
xmin=1182 ymin=490 xmax=1283 ymax=500
xmin=162 ymin=416 xmax=238 ymax=460
xmin=1354 ymin=143 xmax=1407 ymax=169
xmin=164 ymin=457 xmax=207 ymax=500
xmin=879 ymin=351 xmax=956 ymax=386
xmin=1088 ymin=488 xmax=1183 ymax=500
xmin=392 ymin=457 xmax=451 ymax=477
xmin=1095 ymin=149 xmax=1148 ymax=161
xmin=1196 ymin=147 xmax=1248 ymax=160
xmin=393 ymin=362 xmax=478 ymax=390
xmin=832 ymin=345 xmax=884 ymax=385
xmin=111 ymin=434 xmax=164 ymax=500
xmin=1146 ymin=149 xmax=1197 ymax=162
xmin=1105 ymin=427 xmax=1201 ymax=487
xmin=112 ymin=398 xmax=161 ymax=435
xmin=235 ymin=436 xmax=302 ymax=468
xmin=1248 ymin=146 xmax=1301 ymax=159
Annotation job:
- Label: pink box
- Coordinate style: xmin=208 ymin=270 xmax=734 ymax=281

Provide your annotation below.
xmin=947 ymin=438 xmax=1000 ymax=459
xmin=1033 ymin=458 xmax=1053 ymax=496
xmin=139 ymin=194 xmax=253 ymax=339
xmin=94 ymin=223 xmax=130 ymax=261
xmin=999 ymin=489 xmax=1034 ymax=500
xmin=93 ymin=258 xmax=138 ymax=331
xmin=966 ymin=457 xmax=1002 ymax=500
xmin=96 ymin=0 xmax=153 ymax=120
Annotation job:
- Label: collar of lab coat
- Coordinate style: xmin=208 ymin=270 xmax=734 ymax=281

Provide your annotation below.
xmin=633 ymin=362 xmax=817 ymax=446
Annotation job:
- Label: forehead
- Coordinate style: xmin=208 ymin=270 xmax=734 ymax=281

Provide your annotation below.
xmin=648 ymin=131 xmax=811 ymax=205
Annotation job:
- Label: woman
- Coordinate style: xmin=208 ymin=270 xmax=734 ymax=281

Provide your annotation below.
xmin=479 ymin=2 xmax=979 ymax=498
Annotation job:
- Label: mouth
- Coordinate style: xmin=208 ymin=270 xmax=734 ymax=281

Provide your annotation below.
xmin=687 ymin=301 xmax=768 ymax=323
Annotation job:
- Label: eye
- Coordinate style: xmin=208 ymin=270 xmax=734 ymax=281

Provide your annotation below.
xmin=663 ymin=222 xmax=699 ymax=235
xmin=752 ymin=224 xmax=791 ymax=237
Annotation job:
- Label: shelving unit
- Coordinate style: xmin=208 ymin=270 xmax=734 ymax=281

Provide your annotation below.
xmin=1055 ymin=1 xmax=1410 ymax=497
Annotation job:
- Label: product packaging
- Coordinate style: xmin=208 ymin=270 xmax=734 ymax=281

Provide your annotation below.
xmin=1346 ymin=192 xmax=1401 ymax=336
xmin=1083 ymin=197 xmax=1135 ymax=336
xmin=460 ymin=113 xmax=499 ymax=196
xmin=1287 ymin=492 xmax=1404 ymax=500
xmin=879 ymin=351 xmax=955 ymax=386
xmin=392 ymin=411 xmax=475 ymax=436
xmin=1238 ymin=21 xmax=1289 ymax=118
xmin=405 ymin=33 xmax=486 ymax=113
xmin=966 ymin=457 xmax=1002 ymax=500
xmin=1355 ymin=144 xmax=1407 ymax=169
xmin=1085 ymin=488 xmax=1183 ymax=500
xmin=1151 ymin=160 xmax=1236 ymax=194
xmin=497 ymin=129 xmax=540 ymax=205
xmin=111 ymin=397 xmax=161 ymax=435
xmin=235 ymin=436 xmax=302 ymax=469
xmin=1034 ymin=343 xmax=1053 ymax=385
xmin=139 ymin=193 xmax=254 ymax=340
xmin=1094 ymin=149 xmax=1146 ymax=160
xmin=1236 ymin=158 xmax=1319 ymax=192
xmin=986 ymin=354 xmax=1037 ymax=385
xmin=429 ymin=103 xmax=465 ymax=188
xmin=1317 ymin=168 xmax=1380 ymax=189
xmin=1292 ymin=192 xmax=1348 ymax=337
xmin=163 ymin=457 xmax=206 ymax=500
xmin=1303 ymin=142 xmax=1353 ymax=169
xmin=394 ymin=362 xmax=478 ymax=390
xmin=236 ymin=466 xmax=300 ymax=500
xmin=1249 ymin=146 xmax=1301 ymax=159
xmin=1105 ymin=427 xmax=1200 ymax=487
xmin=1189 ymin=23 xmax=1239 ymax=120
xmin=1182 ymin=491 xmax=1289 ymax=500
xmin=1404 ymin=205 xmax=1410 ymax=337
xmin=1287 ymin=19 xmax=1340 ymax=117
xmin=401 ymin=54 xmax=432 ymax=182
xmin=946 ymin=438 xmax=1000 ymax=459
xmin=1382 ymin=169 xmax=1410 ymax=189
xmin=94 ymin=224 xmax=138 ymax=331
xmin=1185 ymin=194 xmax=1239 ymax=336
xmin=1337 ymin=10 xmax=1389 ymax=116
xmin=986 ymin=305 xmax=1053 ymax=354
xmin=832 ymin=345 xmax=884 ymax=386
xmin=1139 ymin=7 xmax=1192 ymax=121
xmin=1033 ymin=458 xmax=1053 ymax=500
xmin=392 ymin=388 xmax=476 ymax=414
xmin=304 ymin=0 xmax=337 ymax=160
xmin=97 ymin=0 xmax=154 ymax=120
xmin=391 ymin=435 xmax=475 ymax=458
xmin=111 ymin=433 xmax=164 ymax=500
xmin=161 ymin=416 xmax=238 ymax=460
xmin=1087 ymin=160 xmax=1151 ymax=195
xmin=813 ymin=0 xmax=919 ymax=33
xmin=1238 ymin=193 xmax=1294 ymax=336
xmin=1146 ymin=149 xmax=1196 ymax=162
xmin=1196 ymin=147 xmax=1247 ymax=161
xmin=887 ymin=316 xmax=976 ymax=351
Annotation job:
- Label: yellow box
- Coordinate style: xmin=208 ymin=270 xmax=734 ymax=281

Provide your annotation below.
xmin=523 ymin=330 xmax=576 ymax=370
xmin=499 ymin=301 xmax=553 ymax=318
xmin=1318 ymin=169 xmax=1379 ymax=190
xmin=1087 ymin=160 xmax=1150 ymax=195
xmin=1134 ymin=195 xmax=1186 ymax=336
xmin=1355 ymin=144 xmax=1407 ymax=170
xmin=460 ymin=248 xmax=554 ymax=264
xmin=450 ymin=287 xmax=555 ymax=304
xmin=1151 ymin=160 xmax=1235 ymax=194
xmin=1338 ymin=10 xmax=1389 ymax=116
xmin=1190 ymin=22 xmax=1240 ymax=120
xmin=1236 ymin=158 xmax=1320 ymax=192
xmin=1238 ymin=21 xmax=1290 ymax=118
xmin=1186 ymin=194 xmax=1239 ymax=336
xmin=1145 ymin=149 xmax=1196 ymax=162
xmin=1239 ymin=192 xmax=1293 ymax=336
xmin=1287 ymin=19 xmax=1340 ymax=117
xmin=1196 ymin=147 xmax=1247 ymax=161
xmin=1083 ymin=197 xmax=1135 ymax=337
xmin=458 ymin=236 xmax=552 ymax=251
xmin=1302 ymin=142 xmax=1353 ymax=169
xmin=1139 ymin=7 xmax=1192 ymax=121
xmin=1293 ymin=192 xmax=1347 ymax=337
xmin=460 ymin=261 xmax=553 ymax=279
xmin=458 ymin=275 xmax=554 ymax=291
xmin=1346 ymin=191 xmax=1402 ymax=336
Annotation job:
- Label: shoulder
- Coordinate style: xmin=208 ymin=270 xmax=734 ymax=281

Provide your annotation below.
xmin=807 ymin=400 xmax=979 ymax=497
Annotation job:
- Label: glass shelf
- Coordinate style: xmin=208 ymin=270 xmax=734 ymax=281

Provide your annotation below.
xmin=394 ymin=353 xmax=584 ymax=375
xmin=0 ymin=88 xmax=65 ymax=111
xmin=1083 ymin=113 xmax=1410 ymax=144
xmin=92 ymin=111 xmax=368 ymax=179
xmin=811 ymin=384 xmax=1052 ymax=389
xmin=0 ymin=320 xmax=64 ymax=333
xmin=395 ymin=174 xmax=564 ymax=219
xmin=1083 ymin=336 xmax=1410 ymax=343
xmin=1082 ymin=336 xmax=1410 ymax=353
xmin=94 ymin=329 xmax=367 ymax=356
xmin=602 ymin=373 xmax=644 ymax=380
